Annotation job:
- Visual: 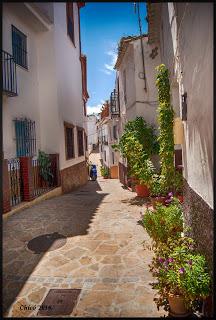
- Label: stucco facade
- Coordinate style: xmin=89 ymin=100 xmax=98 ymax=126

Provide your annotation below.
xmin=86 ymin=114 xmax=98 ymax=153
xmin=3 ymin=2 xmax=88 ymax=191
xmin=147 ymin=3 xmax=213 ymax=274
xmin=114 ymin=35 xmax=161 ymax=183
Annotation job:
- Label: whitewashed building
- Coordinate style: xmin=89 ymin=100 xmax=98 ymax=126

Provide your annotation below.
xmin=2 ymin=2 xmax=89 ymax=194
xmin=147 ymin=2 xmax=213 ymax=286
xmin=98 ymin=101 xmax=120 ymax=179
xmin=114 ymin=35 xmax=161 ymax=184
xmin=86 ymin=114 xmax=98 ymax=154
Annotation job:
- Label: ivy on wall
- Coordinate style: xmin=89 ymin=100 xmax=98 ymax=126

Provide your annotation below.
xmin=156 ymin=64 xmax=175 ymax=191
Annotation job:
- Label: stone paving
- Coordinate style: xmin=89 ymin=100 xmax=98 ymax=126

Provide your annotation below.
xmin=3 ymin=152 xmax=167 ymax=317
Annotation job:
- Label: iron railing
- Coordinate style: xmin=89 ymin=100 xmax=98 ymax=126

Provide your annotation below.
xmin=2 ymin=50 xmax=18 ymax=96
xmin=8 ymin=158 xmax=22 ymax=207
xmin=110 ymin=89 xmax=120 ymax=117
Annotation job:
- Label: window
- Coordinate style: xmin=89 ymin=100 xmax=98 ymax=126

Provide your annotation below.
xmin=64 ymin=122 xmax=75 ymax=159
xmin=84 ymin=131 xmax=88 ymax=151
xmin=112 ymin=152 xmax=115 ymax=165
xmin=113 ymin=125 xmax=117 ymax=140
xmin=104 ymin=150 xmax=106 ymax=162
xmin=123 ymin=69 xmax=127 ymax=104
xmin=77 ymin=127 xmax=84 ymax=156
xmin=12 ymin=25 xmax=28 ymax=69
xmin=66 ymin=3 xmax=75 ymax=45
xmin=14 ymin=118 xmax=36 ymax=157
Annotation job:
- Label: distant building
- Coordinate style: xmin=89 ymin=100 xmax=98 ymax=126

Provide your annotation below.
xmin=86 ymin=114 xmax=98 ymax=153
xmin=98 ymin=101 xmax=120 ymax=179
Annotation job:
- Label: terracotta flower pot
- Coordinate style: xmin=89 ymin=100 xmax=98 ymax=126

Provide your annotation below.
xmin=168 ymin=294 xmax=191 ymax=317
xmin=135 ymin=184 xmax=150 ymax=197
xmin=151 ymin=196 xmax=166 ymax=209
xmin=103 ymin=176 xmax=108 ymax=179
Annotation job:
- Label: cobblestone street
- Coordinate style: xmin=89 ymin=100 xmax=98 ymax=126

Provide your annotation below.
xmin=3 ymin=152 xmax=166 ymax=317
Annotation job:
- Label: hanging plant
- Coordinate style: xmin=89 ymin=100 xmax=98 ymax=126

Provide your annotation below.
xmin=156 ymin=64 xmax=175 ymax=191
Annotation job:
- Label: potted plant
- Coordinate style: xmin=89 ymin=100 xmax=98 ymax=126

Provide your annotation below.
xmin=112 ymin=117 xmax=159 ymax=195
xmin=38 ymin=150 xmax=54 ymax=187
xmin=100 ymin=165 xmax=109 ymax=178
xmin=149 ymin=174 xmax=168 ymax=208
xmin=149 ymin=237 xmax=211 ymax=316
xmin=142 ymin=199 xmax=183 ymax=246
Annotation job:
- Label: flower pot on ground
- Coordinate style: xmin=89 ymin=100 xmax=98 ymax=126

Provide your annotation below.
xmin=149 ymin=237 xmax=211 ymax=314
xmin=168 ymin=294 xmax=190 ymax=316
xmin=135 ymin=183 xmax=150 ymax=197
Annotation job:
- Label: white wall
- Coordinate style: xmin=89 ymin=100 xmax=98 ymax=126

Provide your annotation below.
xmin=133 ymin=37 xmax=161 ymax=128
xmin=53 ymin=3 xmax=86 ymax=170
xmin=176 ymin=3 xmax=213 ymax=208
xmin=87 ymin=115 xmax=98 ymax=146
xmin=3 ymin=4 xmax=42 ymax=159
xmin=3 ymin=3 xmax=87 ymax=172
xmin=161 ymin=3 xmax=213 ymax=208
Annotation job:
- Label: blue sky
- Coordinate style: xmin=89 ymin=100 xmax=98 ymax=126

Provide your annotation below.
xmin=80 ymin=2 xmax=147 ymax=115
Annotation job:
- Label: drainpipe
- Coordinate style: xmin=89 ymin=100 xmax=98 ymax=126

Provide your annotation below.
xmin=137 ymin=3 xmax=147 ymax=92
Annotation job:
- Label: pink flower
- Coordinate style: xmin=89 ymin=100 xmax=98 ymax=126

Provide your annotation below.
xmin=179 ymin=267 xmax=185 ymax=274
xmin=158 ymin=257 xmax=164 ymax=263
xmin=168 ymin=258 xmax=174 ymax=263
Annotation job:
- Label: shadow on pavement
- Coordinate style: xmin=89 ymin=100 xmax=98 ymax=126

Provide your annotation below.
xmin=3 ymin=179 xmax=108 ymax=314
xmin=121 ymin=196 xmax=151 ymax=207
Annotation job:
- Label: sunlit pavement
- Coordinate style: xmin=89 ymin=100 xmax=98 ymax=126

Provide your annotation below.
xmin=3 ymin=152 xmax=167 ymax=317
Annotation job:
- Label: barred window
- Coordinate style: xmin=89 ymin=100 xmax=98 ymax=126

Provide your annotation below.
xmin=64 ymin=122 xmax=75 ymax=159
xmin=12 ymin=25 xmax=28 ymax=69
xmin=66 ymin=3 xmax=75 ymax=45
xmin=77 ymin=127 xmax=84 ymax=156
xmin=14 ymin=118 xmax=36 ymax=157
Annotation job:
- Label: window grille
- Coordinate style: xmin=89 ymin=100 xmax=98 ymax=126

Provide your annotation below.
xmin=12 ymin=25 xmax=28 ymax=69
xmin=77 ymin=128 xmax=84 ymax=156
xmin=64 ymin=122 xmax=75 ymax=159
xmin=66 ymin=3 xmax=75 ymax=45
xmin=14 ymin=118 xmax=36 ymax=157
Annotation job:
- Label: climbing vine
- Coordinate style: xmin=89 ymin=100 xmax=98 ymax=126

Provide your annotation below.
xmin=156 ymin=64 xmax=175 ymax=191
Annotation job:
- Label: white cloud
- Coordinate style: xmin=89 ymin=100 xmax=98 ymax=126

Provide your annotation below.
xmin=87 ymin=104 xmax=103 ymax=115
xmin=104 ymin=63 xmax=114 ymax=71
xmin=100 ymin=68 xmax=112 ymax=75
xmin=100 ymin=46 xmax=118 ymax=76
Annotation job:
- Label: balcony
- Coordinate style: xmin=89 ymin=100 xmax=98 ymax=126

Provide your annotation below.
xmin=2 ymin=50 xmax=18 ymax=97
xmin=110 ymin=89 xmax=120 ymax=118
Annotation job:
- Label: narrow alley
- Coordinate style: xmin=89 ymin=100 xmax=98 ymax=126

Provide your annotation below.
xmin=3 ymin=150 xmax=166 ymax=318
